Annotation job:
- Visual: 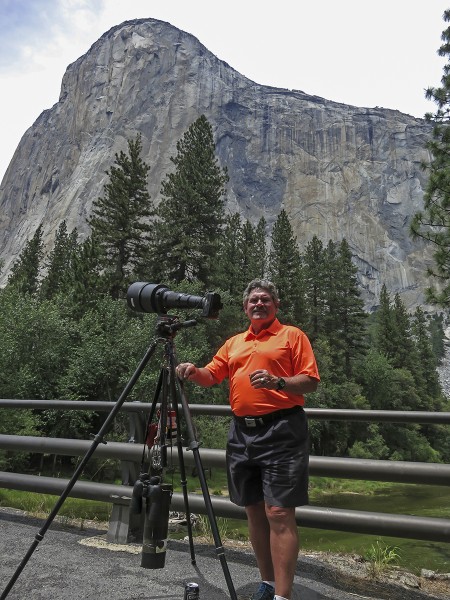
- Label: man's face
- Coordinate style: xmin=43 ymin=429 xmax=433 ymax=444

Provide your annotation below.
xmin=244 ymin=287 xmax=279 ymax=329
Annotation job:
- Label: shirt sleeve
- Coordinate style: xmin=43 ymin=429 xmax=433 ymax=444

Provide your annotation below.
xmin=204 ymin=341 xmax=230 ymax=384
xmin=293 ymin=331 xmax=320 ymax=381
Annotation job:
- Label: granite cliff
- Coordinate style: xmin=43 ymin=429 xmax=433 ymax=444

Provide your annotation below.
xmin=0 ymin=18 xmax=436 ymax=310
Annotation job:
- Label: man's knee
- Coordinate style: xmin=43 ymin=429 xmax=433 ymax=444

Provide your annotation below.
xmin=265 ymin=504 xmax=295 ymax=523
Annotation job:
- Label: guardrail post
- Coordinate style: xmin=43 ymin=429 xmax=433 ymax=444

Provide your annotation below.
xmin=107 ymin=500 xmax=144 ymax=544
xmin=110 ymin=403 xmax=148 ymax=543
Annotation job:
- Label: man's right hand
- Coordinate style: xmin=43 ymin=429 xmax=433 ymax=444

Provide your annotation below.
xmin=175 ymin=363 xmax=215 ymax=387
xmin=176 ymin=362 xmax=198 ymax=381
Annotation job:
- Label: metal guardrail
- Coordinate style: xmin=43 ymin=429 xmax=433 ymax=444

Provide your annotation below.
xmin=0 ymin=399 xmax=449 ymax=544
xmin=1 ymin=435 xmax=450 ymax=486
xmin=1 ymin=471 xmax=449 ymax=544
xmin=1 ymin=399 xmax=450 ymax=424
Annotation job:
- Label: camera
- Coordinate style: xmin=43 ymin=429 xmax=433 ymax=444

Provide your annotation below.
xmin=127 ymin=282 xmax=222 ymax=319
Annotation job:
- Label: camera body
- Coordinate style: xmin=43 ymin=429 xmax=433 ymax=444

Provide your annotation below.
xmin=131 ymin=474 xmax=173 ymax=569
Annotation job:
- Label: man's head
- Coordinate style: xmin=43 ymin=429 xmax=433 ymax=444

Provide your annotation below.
xmin=243 ymin=279 xmax=279 ymax=305
xmin=243 ymin=279 xmax=280 ymax=332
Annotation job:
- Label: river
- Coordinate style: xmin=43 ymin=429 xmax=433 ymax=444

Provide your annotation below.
xmin=302 ymin=483 xmax=450 ymax=574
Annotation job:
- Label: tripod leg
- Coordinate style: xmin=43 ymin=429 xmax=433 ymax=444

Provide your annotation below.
xmin=170 ymin=355 xmax=238 ymax=600
xmin=0 ymin=338 xmax=160 ymax=600
xmin=169 ymin=368 xmax=196 ymax=565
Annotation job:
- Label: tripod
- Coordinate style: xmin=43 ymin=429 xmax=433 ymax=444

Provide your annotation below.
xmin=1 ymin=314 xmax=238 ymax=600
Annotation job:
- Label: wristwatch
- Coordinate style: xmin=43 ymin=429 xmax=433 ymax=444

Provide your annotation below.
xmin=276 ymin=377 xmax=286 ymax=390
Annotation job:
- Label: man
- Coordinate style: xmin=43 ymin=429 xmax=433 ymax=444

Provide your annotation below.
xmin=176 ymin=279 xmax=320 ymax=600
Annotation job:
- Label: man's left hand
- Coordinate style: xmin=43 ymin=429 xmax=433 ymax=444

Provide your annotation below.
xmin=249 ymin=369 xmax=277 ymax=389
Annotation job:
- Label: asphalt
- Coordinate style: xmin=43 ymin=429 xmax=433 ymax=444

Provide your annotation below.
xmin=0 ymin=508 xmax=433 ymax=600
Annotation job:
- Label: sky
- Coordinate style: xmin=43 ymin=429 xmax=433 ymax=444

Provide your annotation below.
xmin=0 ymin=0 xmax=449 ymax=181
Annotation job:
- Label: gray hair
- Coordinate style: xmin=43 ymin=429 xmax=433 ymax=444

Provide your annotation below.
xmin=243 ymin=279 xmax=279 ymax=304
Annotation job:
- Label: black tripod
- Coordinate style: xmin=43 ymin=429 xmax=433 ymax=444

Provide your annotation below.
xmin=1 ymin=314 xmax=237 ymax=600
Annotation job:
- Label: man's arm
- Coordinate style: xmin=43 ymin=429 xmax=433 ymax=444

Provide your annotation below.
xmin=176 ymin=362 xmax=216 ymax=387
xmin=250 ymin=370 xmax=319 ymax=395
xmin=283 ymin=373 xmax=319 ymax=395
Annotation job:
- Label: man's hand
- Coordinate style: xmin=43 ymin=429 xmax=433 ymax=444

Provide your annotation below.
xmin=176 ymin=362 xmax=198 ymax=380
xmin=249 ymin=369 xmax=277 ymax=389
xmin=175 ymin=363 xmax=216 ymax=387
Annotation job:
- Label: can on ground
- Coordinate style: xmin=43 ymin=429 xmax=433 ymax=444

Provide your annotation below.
xmin=184 ymin=582 xmax=199 ymax=599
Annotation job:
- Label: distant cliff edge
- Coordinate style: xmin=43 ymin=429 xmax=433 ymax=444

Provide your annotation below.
xmin=0 ymin=18 xmax=436 ymax=311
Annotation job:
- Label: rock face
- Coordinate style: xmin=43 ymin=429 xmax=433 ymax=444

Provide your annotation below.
xmin=0 ymin=18 xmax=436 ymax=310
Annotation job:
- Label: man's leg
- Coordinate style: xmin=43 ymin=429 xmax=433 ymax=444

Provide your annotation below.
xmin=245 ymin=502 xmax=274 ymax=582
xmin=265 ymin=504 xmax=298 ymax=599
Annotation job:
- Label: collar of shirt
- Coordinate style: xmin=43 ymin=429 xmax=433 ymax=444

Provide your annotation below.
xmin=243 ymin=318 xmax=282 ymax=341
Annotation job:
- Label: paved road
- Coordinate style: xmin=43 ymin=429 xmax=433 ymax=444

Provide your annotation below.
xmin=0 ymin=508 xmax=429 ymax=600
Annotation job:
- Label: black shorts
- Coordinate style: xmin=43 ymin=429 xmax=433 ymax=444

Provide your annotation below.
xmin=226 ymin=407 xmax=309 ymax=508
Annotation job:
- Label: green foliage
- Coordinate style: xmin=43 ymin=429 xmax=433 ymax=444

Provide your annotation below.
xmin=0 ymin=286 xmax=74 ymax=400
xmin=7 ymin=225 xmax=44 ymax=295
xmin=39 ymin=221 xmax=79 ymax=301
xmin=268 ymin=209 xmax=304 ymax=325
xmin=348 ymin=424 xmax=390 ymax=460
xmin=364 ymin=540 xmax=401 ymax=577
xmin=88 ymin=133 xmax=153 ymax=298
xmin=152 ymin=115 xmax=229 ymax=286
xmin=410 ymin=9 xmax=450 ymax=308
xmin=215 ymin=215 xmax=268 ymax=297
xmin=192 ymin=416 xmax=230 ymax=449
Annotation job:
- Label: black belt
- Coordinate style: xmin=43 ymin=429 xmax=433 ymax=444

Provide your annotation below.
xmin=233 ymin=405 xmax=301 ymax=428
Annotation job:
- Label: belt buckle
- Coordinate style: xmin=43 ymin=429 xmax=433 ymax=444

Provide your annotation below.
xmin=244 ymin=417 xmax=257 ymax=428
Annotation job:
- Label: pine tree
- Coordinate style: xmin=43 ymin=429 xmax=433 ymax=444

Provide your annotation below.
xmin=374 ymin=284 xmax=398 ymax=360
xmin=391 ymin=293 xmax=419 ymax=376
xmin=268 ymin=210 xmax=304 ymax=325
xmin=337 ymin=240 xmax=367 ymax=373
xmin=241 ymin=218 xmax=267 ymax=283
xmin=325 ymin=239 xmax=367 ymax=379
xmin=252 ymin=217 xmax=268 ymax=279
xmin=412 ymin=307 xmax=442 ymax=402
xmin=7 ymin=225 xmax=44 ymax=295
xmin=68 ymin=236 xmax=104 ymax=317
xmin=40 ymin=221 xmax=79 ymax=300
xmin=152 ymin=115 xmax=229 ymax=286
xmin=410 ymin=9 xmax=450 ymax=307
xmin=301 ymin=236 xmax=327 ymax=340
xmin=88 ymin=134 xmax=153 ymax=299
xmin=216 ymin=212 xmax=245 ymax=295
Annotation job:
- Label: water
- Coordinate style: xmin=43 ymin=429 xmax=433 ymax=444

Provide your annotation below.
xmin=213 ymin=483 xmax=450 ymax=574
xmin=304 ymin=483 xmax=450 ymax=574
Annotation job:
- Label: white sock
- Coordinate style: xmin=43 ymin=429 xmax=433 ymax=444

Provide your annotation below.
xmin=274 ymin=596 xmax=289 ymax=600
xmin=263 ymin=581 xmax=275 ymax=589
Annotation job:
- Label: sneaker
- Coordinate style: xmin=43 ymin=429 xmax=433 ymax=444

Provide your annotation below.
xmin=250 ymin=582 xmax=275 ymax=600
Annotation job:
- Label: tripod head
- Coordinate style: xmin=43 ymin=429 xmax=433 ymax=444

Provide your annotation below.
xmin=155 ymin=314 xmax=198 ymax=339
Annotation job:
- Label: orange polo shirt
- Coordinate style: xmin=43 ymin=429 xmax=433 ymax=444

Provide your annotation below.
xmin=205 ymin=319 xmax=320 ymax=417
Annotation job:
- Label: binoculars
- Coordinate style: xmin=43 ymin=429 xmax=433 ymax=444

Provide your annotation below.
xmin=131 ymin=474 xmax=173 ymax=569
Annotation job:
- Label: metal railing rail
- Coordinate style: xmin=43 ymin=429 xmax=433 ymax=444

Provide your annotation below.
xmin=0 ymin=435 xmax=449 ymax=486
xmin=1 ymin=399 xmax=450 ymax=424
xmin=1 ymin=471 xmax=449 ymax=543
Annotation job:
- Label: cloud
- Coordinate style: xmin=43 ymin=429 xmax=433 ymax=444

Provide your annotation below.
xmin=0 ymin=0 xmax=104 ymax=72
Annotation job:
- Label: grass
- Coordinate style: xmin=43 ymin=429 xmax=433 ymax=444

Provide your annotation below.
xmin=0 ymin=489 xmax=112 ymax=524
xmin=364 ymin=540 xmax=401 ymax=578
